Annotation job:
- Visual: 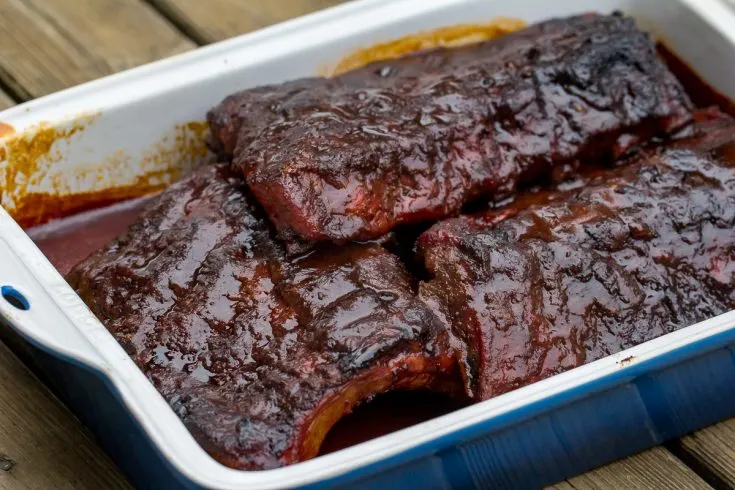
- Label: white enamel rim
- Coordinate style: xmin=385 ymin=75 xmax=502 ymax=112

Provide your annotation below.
xmin=1 ymin=0 xmax=735 ymax=488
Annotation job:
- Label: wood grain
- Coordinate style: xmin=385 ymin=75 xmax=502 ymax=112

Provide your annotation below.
xmin=548 ymin=447 xmax=712 ymax=490
xmin=0 ymin=341 xmax=131 ymax=489
xmin=675 ymin=420 xmax=735 ymax=488
xmin=0 ymin=0 xmax=194 ymax=99
xmin=148 ymin=0 xmax=344 ymax=44
xmin=0 ymin=90 xmax=14 ymax=111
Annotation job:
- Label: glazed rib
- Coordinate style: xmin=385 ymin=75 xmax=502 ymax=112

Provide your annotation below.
xmin=67 ymin=165 xmax=459 ymax=470
xmin=418 ymin=118 xmax=735 ymax=401
xmin=208 ymin=13 xmax=692 ymax=243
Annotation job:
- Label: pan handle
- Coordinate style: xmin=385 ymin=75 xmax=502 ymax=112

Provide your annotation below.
xmin=0 ymin=207 xmax=111 ymax=371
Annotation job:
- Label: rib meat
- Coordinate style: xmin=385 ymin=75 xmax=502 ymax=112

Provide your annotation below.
xmin=208 ymin=13 xmax=692 ymax=243
xmin=418 ymin=118 xmax=735 ymax=401
xmin=67 ymin=165 xmax=459 ymax=470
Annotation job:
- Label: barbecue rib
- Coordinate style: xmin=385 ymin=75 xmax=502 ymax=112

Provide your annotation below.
xmin=418 ymin=117 xmax=735 ymax=401
xmin=67 ymin=165 xmax=460 ymax=470
xmin=208 ymin=13 xmax=693 ymax=243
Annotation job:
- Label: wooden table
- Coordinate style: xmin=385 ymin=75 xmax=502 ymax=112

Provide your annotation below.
xmin=0 ymin=1 xmax=733 ymax=489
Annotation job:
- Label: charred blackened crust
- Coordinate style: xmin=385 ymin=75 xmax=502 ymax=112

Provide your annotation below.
xmin=67 ymin=165 xmax=461 ymax=470
xmin=418 ymin=118 xmax=735 ymax=400
xmin=209 ymin=13 xmax=693 ymax=244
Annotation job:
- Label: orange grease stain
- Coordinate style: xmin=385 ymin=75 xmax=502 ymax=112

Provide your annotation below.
xmin=329 ymin=18 xmax=526 ymax=75
xmin=1 ymin=117 xmax=208 ymax=228
xmin=1 ymin=116 xmax=95 ymax=225
xmin=0 ymin=122 xmax=15 ymax=139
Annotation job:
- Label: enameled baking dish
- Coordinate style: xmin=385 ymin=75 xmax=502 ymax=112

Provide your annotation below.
xmin=1 ymin=0 xmax=735 ymax=488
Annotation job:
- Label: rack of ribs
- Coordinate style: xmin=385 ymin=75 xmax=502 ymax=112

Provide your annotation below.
xmin=418 ymin=116 xmax=735 ymax=401
xmin=67 ymin=165 xmax=460 ymax=470
xmin=208 ymin=13 xmax=693 ymax=244
xmin=64 ymin=10 xmax=735 ymax=471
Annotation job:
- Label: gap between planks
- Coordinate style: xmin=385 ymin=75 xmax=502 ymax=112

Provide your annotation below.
xmin=147 ymin=0 xmax=345 ymax=45
xmin=548 ymin=446 xmax=713 ymax=490
xmin=669 ymin=420 xmax=735 ymax=490
xmin=0 ymin=0 xmax=344 ymax=100
xmin=0 ymin=89 xmax=15 ymax=111
xmin=0 ymin=0 xmax=195 ymax=100
xmin=0 ymin=340 xmax=131 ymax=490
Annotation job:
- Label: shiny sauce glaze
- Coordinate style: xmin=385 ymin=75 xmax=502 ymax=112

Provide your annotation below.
xmin=209 ymin=14 xmax=692 ymax=244
xmin=22 ymin=40 xmax=735 ymax=463
xmin=63 ymin=165 xmax=462 ymax=469
xmin=418 ymin=117 xmax=735 ymax=400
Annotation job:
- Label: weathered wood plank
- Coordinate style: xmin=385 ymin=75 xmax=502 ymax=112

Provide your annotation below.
xmin=674 ymin=419 xmax=735 ymax=488
xmin=0 ymin=341 xmax=131 ymax=489
xmin=0 ymin=90 xmax=14 ymax=111
xmin=547 ymin=447 xmax=712 ymax=490
xmin=148 ymin=0 xmax=344 ymax=44
xmin=0 ymin=0 xmax=195 ymax=99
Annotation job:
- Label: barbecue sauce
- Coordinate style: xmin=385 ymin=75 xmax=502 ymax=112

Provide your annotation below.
xmin=21 ymin=40 xmax=734 ymax=461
